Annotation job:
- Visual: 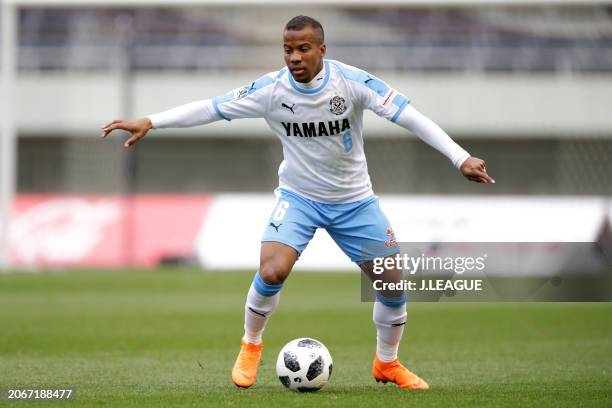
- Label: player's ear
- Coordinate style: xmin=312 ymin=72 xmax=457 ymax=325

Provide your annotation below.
xmin=319 ymin=43 xmax=326 ymax=57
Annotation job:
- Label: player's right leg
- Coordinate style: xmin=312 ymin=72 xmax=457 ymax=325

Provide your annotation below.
xmin=231 ymin=242 xmax=297 ymax=388
xmin=231 ymin=189 xmax=321 ymax=388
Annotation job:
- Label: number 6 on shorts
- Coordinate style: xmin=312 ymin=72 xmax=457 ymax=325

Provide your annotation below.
xmin=272 ymin=200 xmax=290 ymax=221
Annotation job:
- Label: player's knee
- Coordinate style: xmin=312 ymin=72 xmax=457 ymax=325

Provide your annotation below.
xmin=259 ymin=262 xmax=290 ymax=285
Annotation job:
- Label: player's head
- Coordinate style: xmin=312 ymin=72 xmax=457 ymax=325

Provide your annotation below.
xmin=283 ymin=15 xmax=326 ymax=83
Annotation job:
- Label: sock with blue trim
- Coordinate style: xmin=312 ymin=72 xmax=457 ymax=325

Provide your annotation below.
xmin=243 ymin=272 xmax=283 ymax=345
xmin=373 ymin=299 xmax=407 ymax=362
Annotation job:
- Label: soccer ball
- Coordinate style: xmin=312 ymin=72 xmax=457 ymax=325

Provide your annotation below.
xmin=276 ymin=338 xmax=333 ymax=392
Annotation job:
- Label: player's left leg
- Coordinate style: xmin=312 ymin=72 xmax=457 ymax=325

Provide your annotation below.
xmin=326 ymin=196 xmax=429 ymax=390
xmin=360 ymin=261 xmax=429 ymax=390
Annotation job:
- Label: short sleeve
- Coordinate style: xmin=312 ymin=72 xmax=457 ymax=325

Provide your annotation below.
xmin=211 ymin=72 xmax=277 ymax=121
xmin=336 ymin=63 xmax=410 ymax=123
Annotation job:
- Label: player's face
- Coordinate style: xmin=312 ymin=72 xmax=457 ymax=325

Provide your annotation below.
xmin=283 ymin=27 xmax=326 ymax=83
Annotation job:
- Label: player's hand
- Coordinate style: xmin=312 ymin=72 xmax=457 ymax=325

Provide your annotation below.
xmin=460 ymin=157 xmax=495 ymax=184
xmin=101 ymin=117 xmax=153 ymax=148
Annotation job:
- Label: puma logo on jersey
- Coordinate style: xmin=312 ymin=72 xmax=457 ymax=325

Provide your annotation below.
xmin=269 ymin=222 xmax=282 ymax=232
xmin=281 ymin=119 xmax=350 ymax=137
xmin=282 ymin=103 xmax=296 ymax=114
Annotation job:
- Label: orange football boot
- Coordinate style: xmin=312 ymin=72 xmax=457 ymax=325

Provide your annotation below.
xmin=372 ymin=356 xmax=430 ymax=390
xmin=231 ymin=340 xmax=263 ymax=388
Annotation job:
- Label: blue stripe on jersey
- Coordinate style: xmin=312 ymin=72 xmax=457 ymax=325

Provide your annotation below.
xmin=276 ymin=68 xmax=288 ymax=79
xmin=365 ymin=77 xmax=390 ymax=97
xmin=249 ymin=75 xmax=275 ymax=94
xmin=331 ymin=61 xmax=389 ymax=97
xmin=212 ymin=93 xmax=233 ymax=121
xmin=390 ymin=93 xmax=410 ymax=123
xmin=212 ymin=72 xmax=279 ymax=120
xmin=288 ymin=60 xmax=331 ymax=95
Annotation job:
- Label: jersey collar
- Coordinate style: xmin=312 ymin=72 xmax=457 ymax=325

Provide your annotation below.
xmin=288 ymin=60 xmax=330 ymax=95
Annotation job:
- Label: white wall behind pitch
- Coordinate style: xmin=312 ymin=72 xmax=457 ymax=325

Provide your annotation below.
xmin=195 ymin=194 xmax=608 ymax=271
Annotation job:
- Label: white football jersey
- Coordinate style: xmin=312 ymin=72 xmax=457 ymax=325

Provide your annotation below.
xmin=211 ymin=59 xmax=410 ymax=204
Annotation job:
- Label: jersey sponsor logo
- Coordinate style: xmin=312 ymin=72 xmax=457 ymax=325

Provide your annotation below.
xmin=281 ymin=102 xmax=296 ymax=114
xmin=281 ymin=119 xmax=350 ymax=137
xmin=329 ymin=95 xmax=347 ymax=115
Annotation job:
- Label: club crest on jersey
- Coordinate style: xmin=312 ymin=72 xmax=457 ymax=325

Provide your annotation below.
xmin=329 ymin=95 xmax=347 ymax=115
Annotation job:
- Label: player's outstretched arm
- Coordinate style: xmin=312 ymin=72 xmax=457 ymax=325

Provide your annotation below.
xmin=394 ymin=105 xmax=495 ymax=184
xmin=102 ymin=117 xmax=152 ymax=148
xmin=101 ymin=71 xmax=277 ymax=147
xmin=101 ymin=99 xmax=222 ymax=148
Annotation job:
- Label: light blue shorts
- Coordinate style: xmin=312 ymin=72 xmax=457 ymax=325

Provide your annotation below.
xmin=261 ymin=188 xmax=400 ymax=264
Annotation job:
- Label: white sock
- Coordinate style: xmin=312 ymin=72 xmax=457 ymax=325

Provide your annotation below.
xmin=243 ymin=282 xmax=280 ymax=345
xmin=373 ymin=300 xmax=407 ymax=362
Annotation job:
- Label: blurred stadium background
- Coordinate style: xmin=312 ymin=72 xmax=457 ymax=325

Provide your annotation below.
xmin=1 ymin=2 xmax=611 ymax=406
xmin=0 ymin=0 xmax=611 ymax=271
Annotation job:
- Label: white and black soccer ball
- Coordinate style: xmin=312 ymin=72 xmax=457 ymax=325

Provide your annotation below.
xmin=276 ymin=338 xmax=333 ymax=392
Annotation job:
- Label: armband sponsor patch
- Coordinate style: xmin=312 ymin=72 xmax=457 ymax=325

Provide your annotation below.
xmin=234 ymin=86 xmax=249 ymax=100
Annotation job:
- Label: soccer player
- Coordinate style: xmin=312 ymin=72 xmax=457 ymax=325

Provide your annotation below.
xmin=102 ymin=16 xmax=494 ymax=390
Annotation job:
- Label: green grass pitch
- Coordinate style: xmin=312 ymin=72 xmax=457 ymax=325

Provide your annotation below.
xmin=0 ymin=269 xmax=610 ymax=407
